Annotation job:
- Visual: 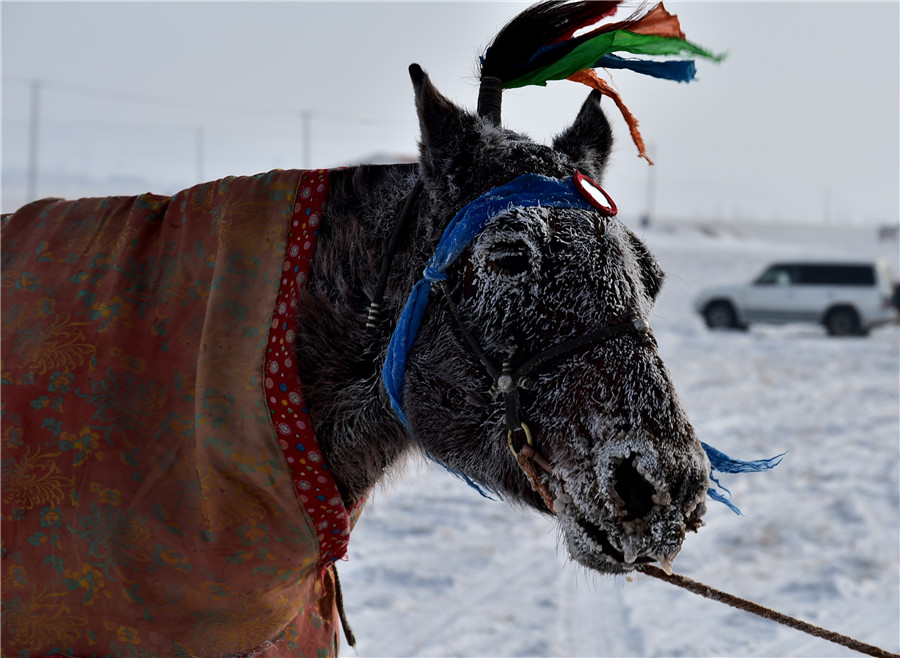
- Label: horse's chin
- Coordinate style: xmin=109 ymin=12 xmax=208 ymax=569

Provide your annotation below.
xmin=554 ymin=486 xmax=707 ymax=575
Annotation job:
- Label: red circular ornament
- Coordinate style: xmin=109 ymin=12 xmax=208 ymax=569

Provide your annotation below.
xmin=574 ymin=170 xmax=617 ymax=216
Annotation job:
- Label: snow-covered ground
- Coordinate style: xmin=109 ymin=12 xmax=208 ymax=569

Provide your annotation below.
xmin=339 ymin=222 xmax=900 ymax=657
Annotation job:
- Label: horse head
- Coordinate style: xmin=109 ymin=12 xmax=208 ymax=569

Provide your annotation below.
xmin=297 ymin=1 xmax=773 ymax=580
xmin=385 ymin=64 xmax=709 ymax=574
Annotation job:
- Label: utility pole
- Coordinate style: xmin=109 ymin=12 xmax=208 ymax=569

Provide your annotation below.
xmin=26 ymin=79 xmax=42 ymax=203
xmin=301 ymin=109 xmax=312 ymax=169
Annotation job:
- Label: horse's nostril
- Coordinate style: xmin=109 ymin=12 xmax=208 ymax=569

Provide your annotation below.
xmin=613 ymin=455 xmax=656 ymax=520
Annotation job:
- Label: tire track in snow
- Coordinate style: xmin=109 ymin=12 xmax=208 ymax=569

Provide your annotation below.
xmin=554 ymin=559 xmax=648 ymax=656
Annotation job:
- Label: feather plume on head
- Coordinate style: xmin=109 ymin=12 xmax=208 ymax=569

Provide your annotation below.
xmin=478 ymin=1 xmax=725 ymax=164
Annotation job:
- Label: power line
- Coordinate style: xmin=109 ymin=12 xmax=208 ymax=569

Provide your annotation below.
xmin=12 ymin=75 xmax=416 ymax=194
xmin=4 ymin=76 xmax=408 ymax=127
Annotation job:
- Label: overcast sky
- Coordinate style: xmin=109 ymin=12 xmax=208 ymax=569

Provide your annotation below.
xmin=3 ymin=1 xmax=898 ymax=225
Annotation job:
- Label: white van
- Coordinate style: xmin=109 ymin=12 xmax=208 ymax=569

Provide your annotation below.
xmin=694 ymin=261 xmax=898 ymax=336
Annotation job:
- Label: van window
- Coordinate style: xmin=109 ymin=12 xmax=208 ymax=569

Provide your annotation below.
xmin=755 ymin=266 xmax=794 ymax=286
xmin=795 ymin=265 xmax=874 ymax=286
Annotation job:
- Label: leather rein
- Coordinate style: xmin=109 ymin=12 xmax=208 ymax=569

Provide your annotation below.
xmin=438 ymin=279 xmax=652 ymax=510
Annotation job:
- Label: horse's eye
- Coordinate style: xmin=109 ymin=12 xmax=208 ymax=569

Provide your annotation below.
xmin=490 ymin=252 xmax=531 ymax=275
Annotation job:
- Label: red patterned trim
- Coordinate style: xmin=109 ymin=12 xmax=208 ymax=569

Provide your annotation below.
xmin=265 ymin=169 xmax=351 ymax=569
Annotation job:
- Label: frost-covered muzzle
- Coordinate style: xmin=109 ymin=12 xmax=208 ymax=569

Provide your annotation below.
xmin=552 ymin=426 xmax=710 ymax=574
xmin=514 ymin=333 xmax=712 ymax=575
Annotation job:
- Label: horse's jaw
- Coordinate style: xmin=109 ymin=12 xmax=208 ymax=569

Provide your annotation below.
xmin=551 ymin=430 xmax=709 ymax=575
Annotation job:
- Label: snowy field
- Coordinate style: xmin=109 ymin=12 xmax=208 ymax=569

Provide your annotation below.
xmin=339 ymin=222 xmax=900 ymax=657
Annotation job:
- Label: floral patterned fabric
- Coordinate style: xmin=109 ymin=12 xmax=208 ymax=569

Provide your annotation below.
xmin=1 ymin=170 xmax=350 ymax=657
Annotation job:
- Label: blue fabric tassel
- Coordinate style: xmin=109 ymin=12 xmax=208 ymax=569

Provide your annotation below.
xmin=701 ymin=441 xmax=785 ymax=514
xmin=594 ymin=54 xmax=697 ymax=83
xmin=426 ymin=452 xmax=501 ymax=502
xmin=524 ymin=40 xmax=570 ymax=67
xmin=522 ymin=44 xmax=699 ymax=84
xmin=382 ymin=173 xmax=596 ymax=427
xmin=446 ymin=443 xmax=783 ymax=509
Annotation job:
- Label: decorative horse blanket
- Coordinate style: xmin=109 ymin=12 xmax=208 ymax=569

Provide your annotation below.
xmin=1 ymin=169 xmax=358 ymax=657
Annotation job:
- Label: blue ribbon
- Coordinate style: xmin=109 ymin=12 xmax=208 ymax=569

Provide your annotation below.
xmin=594 ymin=54 xmax=698 ymax=83
xmin=702 ymin=442 xmax=785 ymax=514
xmin=382 ymin=173 xmax=596 ymax=426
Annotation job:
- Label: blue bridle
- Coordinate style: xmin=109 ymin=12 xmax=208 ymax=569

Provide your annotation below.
xmin=382 ymin=172 xmax=604 ymax=425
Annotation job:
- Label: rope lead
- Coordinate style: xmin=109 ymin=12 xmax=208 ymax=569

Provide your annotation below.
xmin=333 ymin=566 xmax=356 ymax=650
xmin=637 ymin=564 xmax=900 ymax=658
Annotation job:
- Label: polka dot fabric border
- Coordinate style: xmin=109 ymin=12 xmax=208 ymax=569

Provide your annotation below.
xmin=266 ymin=169 xmax=350 ymax=569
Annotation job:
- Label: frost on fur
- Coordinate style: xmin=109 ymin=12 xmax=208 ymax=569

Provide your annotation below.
xmin=296 ymin=66 xmax=711 ymax=576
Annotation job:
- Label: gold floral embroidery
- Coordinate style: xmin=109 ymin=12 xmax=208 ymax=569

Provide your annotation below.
xmin=16 ymin=313 xmax=96 ymax=375
xmin=199 ymin=194 xmax=288 ymax=255
xmin=89 ymin=483 xmax=122 ymax=506
xmin=90 ymin=295 xmax=135 ymax=333
xmin=67 ymin=504 xmax=152 ymax=577
xmin=2 ymin=586 xmax=88 ymax=649
xmin=188 ymin=596 xmax=300 ymax=657
xmin=62 ymin=562 xmax=109 ymax=606
xmin=76 ymin=369 xmax=169 ymax=437
xmin=8 ymin=564 xmax=28 ymax=588
xmin=116 ymin=625 xmax=141 ymax=645
xmin=109 ymin=347 xmax=147 ymax=375
xmin=1 ymin=446 xmax=74 ymax=512
xmin=198 ymin=473 xmax=277 ymax=533
xmin=60 ymin=425 xmax=103 ymax=466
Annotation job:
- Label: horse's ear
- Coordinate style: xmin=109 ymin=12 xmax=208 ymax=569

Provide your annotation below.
xmin=409 ymin=63 xmax=478 ymax=184
xmin=552 ymin=91 xmax=614 ymax=183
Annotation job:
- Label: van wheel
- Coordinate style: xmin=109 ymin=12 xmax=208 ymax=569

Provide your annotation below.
xmin=704 ymin=301 xmax=741 ymax=330
xmin=825 ymin=307 xmax=861 ymax=336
